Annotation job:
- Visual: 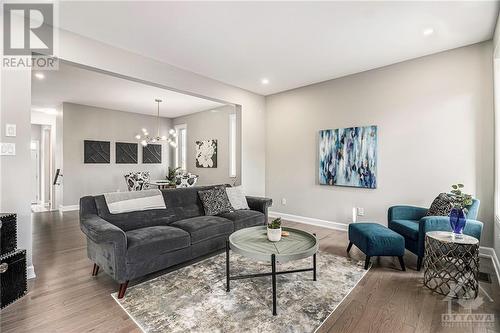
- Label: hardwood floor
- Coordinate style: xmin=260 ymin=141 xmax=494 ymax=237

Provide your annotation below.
xmin=1 ymin=211 xmax=499 ymax=332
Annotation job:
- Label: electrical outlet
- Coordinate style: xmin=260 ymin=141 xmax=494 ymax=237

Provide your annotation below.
xmin=5 ymin=124 xmax=16 ymax=137
xmin=281 ymin=198 xmax=287 ymax=205
xmin=357 ymin=207 xmax=365 ymax=216
xmin=0 ymin=143 xmax=15 ymax=156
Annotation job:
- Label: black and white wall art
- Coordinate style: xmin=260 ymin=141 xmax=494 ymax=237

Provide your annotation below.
xmin=116 ymin=142 xmax=138 ymax=164
xmin=195 ymin=139 xmax=217 ymax=168
xmin=142 ymin=144 xmax=162 ymax=164
xmin=84 ymin=140 xmax=110 ymax=164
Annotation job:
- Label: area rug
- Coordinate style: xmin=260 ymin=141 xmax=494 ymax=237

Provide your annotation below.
xmin=112 ymin=251 xmax=368 ymax=333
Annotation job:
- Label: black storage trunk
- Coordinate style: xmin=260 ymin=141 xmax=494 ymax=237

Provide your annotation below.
xmin=0 ymin=213 xmax=17 ymax=256
xmin=1 ymin=249 xmax=27 ymax=309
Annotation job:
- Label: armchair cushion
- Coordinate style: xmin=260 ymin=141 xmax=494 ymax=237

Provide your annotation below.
xmin=388 ymin=219 xmax=419 ymax=241
xmin=126 ymin=226 xmax=190 ymax=262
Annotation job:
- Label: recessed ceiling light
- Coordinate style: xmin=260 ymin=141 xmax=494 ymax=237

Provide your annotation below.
xmin=34 ymin=72 xmax=45 ymax=80
xmin=261 ymin=78 xmax=269 ymax=85
xmin=422 ymin=28 xmax=434 ymax=36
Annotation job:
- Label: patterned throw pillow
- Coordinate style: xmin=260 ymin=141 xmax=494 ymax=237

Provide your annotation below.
xmin=426 ymin=193 xmax=453 ymax=216
xmin=198 ymin=186 xmax=233 ymax=216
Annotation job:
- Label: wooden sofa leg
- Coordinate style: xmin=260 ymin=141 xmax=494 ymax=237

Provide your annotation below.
xmin=346 ymin=241 xmax=353 ymax=253
xmin=364 ymin=256 xmax=371 ymax=270
xmin=417 ymin=257 xmax=423 ymax=271
xmin=398 ymin=256 xmax=406 ymax=271
xmin=118 ymin=281 xmax=129 ymax=299
xmin=91 ymin=263 xmax=99 ymax=276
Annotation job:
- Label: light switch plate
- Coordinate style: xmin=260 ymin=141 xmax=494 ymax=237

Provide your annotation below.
xmin=5 ymin=124 xmax=16 ymax=137
xmin=0 ymin=143 xmax=16 ymax=155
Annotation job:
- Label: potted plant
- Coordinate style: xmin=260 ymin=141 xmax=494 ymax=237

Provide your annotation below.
xmin=448 ymin=183 xmax=473 ymax=238
xmin=267 ymin=218 xmax=282 ymax=242
xmin=166 ymin=167 xmax=181 ymax=187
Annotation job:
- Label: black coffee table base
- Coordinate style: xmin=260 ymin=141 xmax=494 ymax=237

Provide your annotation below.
xmin=225 ymin=240 xmax=317 ymax=316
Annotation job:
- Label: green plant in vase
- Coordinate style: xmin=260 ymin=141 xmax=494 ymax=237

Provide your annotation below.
xmin=267 ymin=218 xmax=282 ymax=242
xmin=166 ymin=167 xmax=181 ymax=186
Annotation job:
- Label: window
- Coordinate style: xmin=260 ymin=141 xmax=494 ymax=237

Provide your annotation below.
xmin=229 ymin=113 xmax=237 ymax=178
xmin=175 ymin=124 xmax=187 ymax=170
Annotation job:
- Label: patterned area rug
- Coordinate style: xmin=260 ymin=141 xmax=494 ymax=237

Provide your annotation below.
xmin=112 ymin=251 xmax=368 ymax=333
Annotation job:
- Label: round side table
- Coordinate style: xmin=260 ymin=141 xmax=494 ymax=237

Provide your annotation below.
xmin=423 ymin=231 xmax=479 ymax=299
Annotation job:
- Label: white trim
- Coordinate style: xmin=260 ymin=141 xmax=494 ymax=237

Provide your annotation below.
xmin=228 ymin=113 xmax=237 ymax=178
xmin=479 ymin=246 xmax=500 ymax=286
xmin=59 ymin=204 xmax=79 ymax=212
xmin=269 ymin=211 xmax=348 ymax=232
xmin=27 ymin=265 xmax=36 ymax=279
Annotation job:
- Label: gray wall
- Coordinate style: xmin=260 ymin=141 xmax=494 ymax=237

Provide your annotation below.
xmin=266 ymin=42 xmax=495 ymax=246
xmin=172 ymin=105 xmax=241 ymax=186
xmin=62 ymin=103 xmax=173 ymax=206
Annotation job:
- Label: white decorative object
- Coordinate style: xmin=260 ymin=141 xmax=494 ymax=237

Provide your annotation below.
xmin=196 ymin=139 xmax=217 ymax=168
xmin=5 ymin=124 xmax=16 ymax=137
xmin=226 ymin=186 xmax=249 ymax=210
xmin=267 ymin=227 xmax=282 ymax=242
xmin=0 ymin=143 xmax=16 ymax=156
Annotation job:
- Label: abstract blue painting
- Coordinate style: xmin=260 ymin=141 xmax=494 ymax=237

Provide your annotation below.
xmin=319 ymin=126 xmax=377 ymax=189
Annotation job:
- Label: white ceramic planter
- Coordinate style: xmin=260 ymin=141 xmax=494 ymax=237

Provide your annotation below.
xmin=267 ymin=227 xmax=282 ymax=242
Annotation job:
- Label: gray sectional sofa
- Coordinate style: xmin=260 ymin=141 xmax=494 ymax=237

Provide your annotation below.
xmin=79 ymin=185 xmax=272 ymax=298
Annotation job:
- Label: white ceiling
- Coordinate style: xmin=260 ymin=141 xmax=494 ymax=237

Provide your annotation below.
xmin=57 ymin=1 xmax=499 ymax=95
xmin=31 ymin=62 xmax=225 ymax=117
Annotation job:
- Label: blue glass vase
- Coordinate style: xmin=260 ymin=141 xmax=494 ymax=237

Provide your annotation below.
xmin=449 ymin=208 xmax=467 ymax=237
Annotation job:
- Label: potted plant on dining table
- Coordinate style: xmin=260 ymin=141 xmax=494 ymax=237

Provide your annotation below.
xmin=267 ymin=218 xmax=282 ymax=242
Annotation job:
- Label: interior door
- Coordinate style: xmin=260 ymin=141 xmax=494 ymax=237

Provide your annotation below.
xmin=31 ymin=140 xmax=40 ymax=204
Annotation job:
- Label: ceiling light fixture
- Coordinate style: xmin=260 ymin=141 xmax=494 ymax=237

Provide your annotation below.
xmin=135 ymin=99 xmax=177 ymax=147
xmin=34 ymin=72 xmax=45 ymax=80
xmin=261 ymin=78 xmax=269 ymax=85
xmin=422 ymin=28 xmax=434 ymax=36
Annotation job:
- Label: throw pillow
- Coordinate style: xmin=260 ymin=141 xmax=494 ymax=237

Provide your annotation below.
xmin=198 ymin=186 xmax=233 ymax=216
xmin=226 ymin=186 xmax=250 ymax=210
xmin=426 ymin=193 xmax=452 ymax=216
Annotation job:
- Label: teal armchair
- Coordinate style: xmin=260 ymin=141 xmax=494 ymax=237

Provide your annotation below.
xmin=387 ymin=199 xmax=482 ymax=271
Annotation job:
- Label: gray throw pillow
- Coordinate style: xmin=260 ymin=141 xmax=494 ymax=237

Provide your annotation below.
xmin=198 ymin=186 xmax=233 ymax=216
xmin=426 ymin=193 xmax=452 ymax=216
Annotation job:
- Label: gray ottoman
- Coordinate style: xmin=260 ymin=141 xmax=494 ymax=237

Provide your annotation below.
xmin=347 ymin=222 xmax=406 ymax=270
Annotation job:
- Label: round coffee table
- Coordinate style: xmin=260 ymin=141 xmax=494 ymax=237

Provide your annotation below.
xmin=423 ymin=231 xmax=479 ymax=299
xmin=226 ymin=226 xmax=319 ymax=316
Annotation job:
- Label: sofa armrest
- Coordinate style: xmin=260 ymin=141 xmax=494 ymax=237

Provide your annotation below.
xmin=80 ymin=214 xmax=127 ymax=248
xmin=388 ymin=205 xmax=428 ymax=222
xmin=246 ymin=196 xmax=273 ymax=217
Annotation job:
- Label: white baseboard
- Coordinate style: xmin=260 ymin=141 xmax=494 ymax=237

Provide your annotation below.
xmin=269 ymin=211 xmax=348 ymax=231
xmin=27 ymin=265 xmax=36 ymax=279
xmin=59 ymin=204 xmax=79 ymax=212
xmin=479 ymin=246 xmax=500 ymax=285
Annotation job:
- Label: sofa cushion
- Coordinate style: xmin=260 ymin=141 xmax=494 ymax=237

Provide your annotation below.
xmin=171 ymin=216 xmax=233 ymax=244
xmin=126 ymin=226 xmax=190 ymax=262
xmin=219 ymin=210 xmax=265 ymax=230
xmin=388 ymin=219 xmax=419 ymax=241
xmin=198 ymin=186 xmax=233 ymax=216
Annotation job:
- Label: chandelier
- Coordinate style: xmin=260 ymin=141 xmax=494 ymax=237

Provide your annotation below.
xmin=135 ymin=99 xmax=177 ymax=147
